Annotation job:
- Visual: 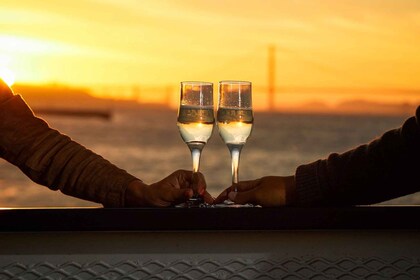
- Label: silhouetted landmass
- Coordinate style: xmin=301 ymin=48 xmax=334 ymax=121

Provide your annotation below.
xmin=10 ymin=83 xmax=420 ymax=116
xmin=12 ymin=83 xmax=142 ymax=110
xmin=336 ymin=100 xmax=415 ymax=116
xmin=11 ymin=83 xmax=175 ymax=120
xmin=274 ymin=86 xmax=420 ymax=96
xmin=284 ymin=100 xmax=417 ymax=116
xmin=33 ymin=108 xmax=112 ymax=120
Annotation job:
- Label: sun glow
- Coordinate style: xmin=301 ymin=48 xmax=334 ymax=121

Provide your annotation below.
xmin=0 ymin=1 xmax=419 ymax=112
xmin=0 ymin=67 xmax=16 ymax=87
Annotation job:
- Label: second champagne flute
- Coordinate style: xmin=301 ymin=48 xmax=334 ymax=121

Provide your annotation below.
xmin=177 ymin=81 xmax=214 ymax=199
xmin=217 ymin=81 xmax=253 ymax=191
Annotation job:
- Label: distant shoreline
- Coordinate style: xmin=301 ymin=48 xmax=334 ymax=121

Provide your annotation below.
xmin=12 ymin=83 xmax=419 ymax=117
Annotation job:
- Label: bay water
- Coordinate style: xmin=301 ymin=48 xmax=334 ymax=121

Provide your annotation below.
xmin=0 ymin=108 xmax=416 ymax=207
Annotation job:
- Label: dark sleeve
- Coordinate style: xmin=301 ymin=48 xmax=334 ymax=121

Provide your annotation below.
xmin=0 ymin=93 xmax=139 ymax=207
xmin=295 ymin=106 xmax=420 ymax=206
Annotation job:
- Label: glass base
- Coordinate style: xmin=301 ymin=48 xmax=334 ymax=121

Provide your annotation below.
xmin=186 ymin=195 xmax=204 ymax=207
xmin=175 ymin=199 xmax=261 ymax=208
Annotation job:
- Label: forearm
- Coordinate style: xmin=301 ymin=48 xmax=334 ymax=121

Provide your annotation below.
xmin=295 ymin=107 xmax=420 ymax=206
xmin=0 ymin=95 xmax=138 ymax=207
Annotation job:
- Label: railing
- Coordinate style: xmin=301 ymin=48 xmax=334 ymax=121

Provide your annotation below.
xmin=0 ymin=207 xmax=419 ymax=279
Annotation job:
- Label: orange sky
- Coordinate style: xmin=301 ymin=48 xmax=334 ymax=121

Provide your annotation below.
xmin=1 ymin=0 xmax=420 ymax=107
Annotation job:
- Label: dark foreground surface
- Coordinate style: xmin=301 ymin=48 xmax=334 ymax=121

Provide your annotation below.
xmin=0 ymin=206 xmax=420 ymax=231
xmin=1 ymin=207 xmax=420 ymax=279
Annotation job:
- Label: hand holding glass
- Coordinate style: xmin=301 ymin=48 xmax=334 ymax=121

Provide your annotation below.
xmin=177 ymin=82 xmax=214 ymax=198
xmin=217 ymin=81 xmax=253 ymax=191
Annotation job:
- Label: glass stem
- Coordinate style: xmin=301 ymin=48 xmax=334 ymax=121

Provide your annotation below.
xmin=228 ymin=144 xmax=243 ymax=191
xmin=187 ymin=142 xmax=205 ymax=197
xmin=191 ymin=148 xmax=201 ymax=173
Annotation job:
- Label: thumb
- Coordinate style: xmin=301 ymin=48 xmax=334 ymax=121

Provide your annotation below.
xmin=192 ymin=172 xmax=207 ymax=195
xmin=167 ymin=188 xmax=193 ymax=204
xmin=228 ymin=189 xmax=257 ymax=205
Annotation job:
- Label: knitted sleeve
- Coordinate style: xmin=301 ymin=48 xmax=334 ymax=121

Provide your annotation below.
xmin=295 ymin=107 xmax=420 ymax=206
xmin=0 ymin=92 xmax=138 ymax=207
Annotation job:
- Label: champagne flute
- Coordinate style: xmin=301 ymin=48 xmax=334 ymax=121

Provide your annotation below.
xmin=177 ymin=81 xmax=214 ymax=201
xmin=217 ymin=81 xmax=253 ymax=193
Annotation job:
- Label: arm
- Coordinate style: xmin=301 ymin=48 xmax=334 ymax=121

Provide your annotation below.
xmin=0 ymin=93 xmax=138 ymax=207
xmin=0 ymin=80 xmax=211 ymax=207
xmin=295 ymin=107 xmax=420 ymax=206
xmin=215 ymin=107 xmax=420 ymax=206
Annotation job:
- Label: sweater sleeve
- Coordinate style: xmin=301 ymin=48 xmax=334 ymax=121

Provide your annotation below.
xmin=295 ymin=106 xmax=420 ymax=206
xmin=0 ymin=93 xmax=139 ymax=207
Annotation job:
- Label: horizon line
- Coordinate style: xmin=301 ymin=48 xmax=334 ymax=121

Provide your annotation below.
xmin=12 ymin=82 xmax=420 ymax=93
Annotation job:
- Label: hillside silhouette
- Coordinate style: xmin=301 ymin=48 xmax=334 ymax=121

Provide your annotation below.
xmin=281 ymin=99 xmax=417 ymax=116
xmin=10 ymin=83 xmax=420 ymax=116
xmin=11 ymin=84 xmax=142 ymax=110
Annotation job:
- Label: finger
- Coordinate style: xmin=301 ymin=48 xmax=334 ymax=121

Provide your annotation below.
xmin=234 ymin=179 xmax=261 ymax=192
xmin=228 ymin=189 xmax=257 ymax=205
xmin=173 ymin=170 xmax=207 ymax=196
xmin=202 ymin=191 xmax=214 ymax=204
xmin=164 ymin=187 xmax=193 ymax=205
xmin=152 ymin=199 xmax=172 ymax=207
xmin=192 ymin=172 xmax=207 ymax=195
xmin=213 ymin=180 xmax=259 ymax=204
xmin=214 ymin=187 xmax=232 ymax=204
xmin=172 ymin=169 xmax=193 ymax=188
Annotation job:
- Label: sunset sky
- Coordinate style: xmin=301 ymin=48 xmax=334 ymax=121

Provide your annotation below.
xmin=1 ymin=0 xmax=419 ymax=107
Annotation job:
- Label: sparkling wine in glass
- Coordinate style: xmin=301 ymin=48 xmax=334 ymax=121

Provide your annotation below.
xmin=217 ymin=81 xmax=253 ymax=191
xmin=177 ymin=81 xmax=214 ymax=200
